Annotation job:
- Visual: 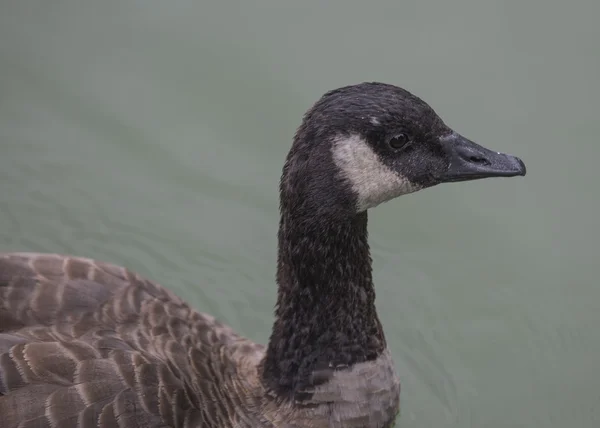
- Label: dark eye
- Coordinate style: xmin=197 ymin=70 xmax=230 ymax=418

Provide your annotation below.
xmin=389 ymin=133 xmax=409 ymax=150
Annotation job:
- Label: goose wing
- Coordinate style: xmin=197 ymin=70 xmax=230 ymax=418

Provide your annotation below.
xmin=0 ymin=253 xmax=264 ymax=428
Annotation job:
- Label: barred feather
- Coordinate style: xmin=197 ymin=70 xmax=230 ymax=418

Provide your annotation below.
xmin=0 ymin=253 xmax=266 ymax=428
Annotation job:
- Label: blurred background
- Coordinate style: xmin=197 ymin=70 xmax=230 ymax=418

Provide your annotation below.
xmin=0 ymin=1 xmax=598 ymax=426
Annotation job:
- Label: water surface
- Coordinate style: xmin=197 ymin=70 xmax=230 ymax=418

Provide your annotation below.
xmin=1 ymin=1 xmax=599 ymax=426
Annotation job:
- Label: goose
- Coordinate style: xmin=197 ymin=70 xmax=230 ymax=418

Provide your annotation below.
xmin=0 ymin=82 xmax=526 ymax=428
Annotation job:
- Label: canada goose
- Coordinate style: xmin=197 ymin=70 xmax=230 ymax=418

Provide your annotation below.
xmin=0 ymin=82 xmax=525 ymax=428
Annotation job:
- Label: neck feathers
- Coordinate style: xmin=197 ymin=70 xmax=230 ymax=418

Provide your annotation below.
xmin=261 ymin=207 xmax=386 ymax=398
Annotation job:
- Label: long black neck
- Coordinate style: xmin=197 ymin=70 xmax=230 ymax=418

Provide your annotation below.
xmin=261 ymin=204 xmax=387 ymax=398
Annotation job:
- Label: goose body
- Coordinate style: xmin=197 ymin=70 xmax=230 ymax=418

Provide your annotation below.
xmin=0 ymin=82 xmax=526 ymax=428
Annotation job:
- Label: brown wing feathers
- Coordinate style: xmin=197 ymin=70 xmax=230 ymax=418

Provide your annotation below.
xmin=0 ymin=253 xmax=260 ymax=428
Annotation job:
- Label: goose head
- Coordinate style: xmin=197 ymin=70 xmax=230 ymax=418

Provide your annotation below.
xmin=282 ymin=82 xmax=526 ymax=215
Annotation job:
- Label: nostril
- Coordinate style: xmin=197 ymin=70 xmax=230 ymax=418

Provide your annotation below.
xmin=468 ymin=155 xmax=491 ymax=166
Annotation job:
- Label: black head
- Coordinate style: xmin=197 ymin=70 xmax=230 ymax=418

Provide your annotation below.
xmin=282 ymin=82 xmax=526 ymax=214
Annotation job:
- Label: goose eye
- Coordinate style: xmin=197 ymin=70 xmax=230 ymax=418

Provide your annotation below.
xmin=389 ymin=133 xmax=409 ymax=150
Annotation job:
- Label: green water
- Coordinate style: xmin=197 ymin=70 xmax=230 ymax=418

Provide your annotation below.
xmin=1 ymin=1 xmax=599 ymax=426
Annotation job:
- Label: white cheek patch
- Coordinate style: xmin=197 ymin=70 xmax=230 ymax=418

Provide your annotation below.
xmin=331 ymin=134 xmax=421 ymax=212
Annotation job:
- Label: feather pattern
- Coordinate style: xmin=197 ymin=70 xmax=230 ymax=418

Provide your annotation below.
xmin=0 ymin=253 xmax=267 ymax=428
